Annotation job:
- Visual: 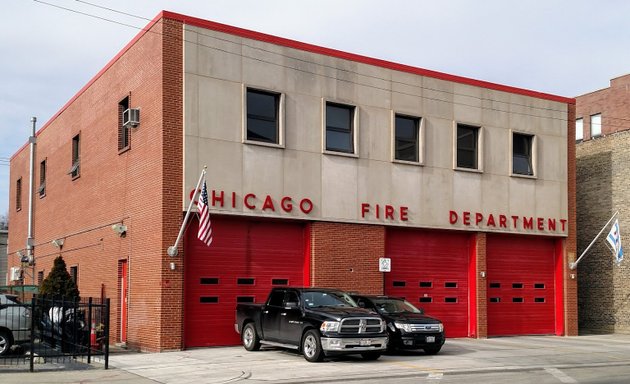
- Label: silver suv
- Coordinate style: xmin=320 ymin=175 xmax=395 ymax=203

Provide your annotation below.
xmin=0 ymin=294 xmax=31 ymax=356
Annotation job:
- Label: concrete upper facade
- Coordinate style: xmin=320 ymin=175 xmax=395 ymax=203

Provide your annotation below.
xmin=182 ymin=20 xmax=572 ymax=236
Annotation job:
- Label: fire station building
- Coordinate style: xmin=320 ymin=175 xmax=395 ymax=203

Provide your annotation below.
xmin=8 ymin=11 xmax=577 ymax=351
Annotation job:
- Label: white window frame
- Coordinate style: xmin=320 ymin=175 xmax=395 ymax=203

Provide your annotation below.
xmin=391 ymin=111 xmax=424 ymax=165
xmin=322 ymin=98 xmax=359 ymax=158
xmin=453 ymin=122 xmax=484 ymax=173
xmin=509 ymin=130 xmax=537 ymax=179
xmin=242 ymin=85 xmax=285 ymax=149
xmin=576 ymin=118 xmax=583 ymax=141
xmin=590 ymin=113 xmax=602 ymax=138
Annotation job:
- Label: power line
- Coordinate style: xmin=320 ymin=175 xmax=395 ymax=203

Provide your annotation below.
xmin=31 ymin=1 xmax=630 ymax=131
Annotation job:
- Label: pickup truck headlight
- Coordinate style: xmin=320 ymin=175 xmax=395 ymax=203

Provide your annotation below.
xmin=438 ymin=323 xmax=444 ymax=333
xmin=320 ymin=321 xmax=340 ymax=333
xmin=394 ymin=322 xmax=413 ymax=333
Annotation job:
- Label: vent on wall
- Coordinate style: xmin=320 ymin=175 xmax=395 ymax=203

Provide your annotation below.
xmin=123 ymin=108 xmax=140 ymax=127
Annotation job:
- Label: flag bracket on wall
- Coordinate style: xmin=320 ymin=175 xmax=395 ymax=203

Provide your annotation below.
xmin=167 ymin=166 xmax=208 ymax=257
xmin=570 ymin=210 xmax=622 ymax=270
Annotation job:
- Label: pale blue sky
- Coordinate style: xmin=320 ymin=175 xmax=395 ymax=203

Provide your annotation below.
xmin=2 ymin=0 xmax=629 ymax=218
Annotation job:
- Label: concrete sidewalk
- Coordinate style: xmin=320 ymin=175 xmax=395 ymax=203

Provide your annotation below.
xmin=3 ymin=334 xmax=630 ymax=383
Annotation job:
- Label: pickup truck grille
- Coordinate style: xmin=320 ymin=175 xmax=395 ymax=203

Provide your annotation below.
xmin=410 ymin=324 xmax=441 ymax=333
xmin=339 ymin=317 xmax=383 ymax=334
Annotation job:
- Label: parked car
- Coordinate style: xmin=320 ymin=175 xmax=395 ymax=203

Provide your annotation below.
xmin=39 ymin=305 xmax=89 ymax=352
xmin=235 ymin=288 xmax=388 ymax=362
xmin=351 ymin=295 xmax=444 ymax=354
xmin=0 ymin=294 xmax=31 ymax=356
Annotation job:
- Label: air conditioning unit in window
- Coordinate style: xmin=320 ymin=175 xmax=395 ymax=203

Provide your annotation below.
xmin=10 ymin=267 xmax=22 ymax=281
xmin=123 ymin=108 xmax=140 ymax=128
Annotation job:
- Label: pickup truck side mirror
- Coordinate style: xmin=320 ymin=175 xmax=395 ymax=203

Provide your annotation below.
xmin=285 ymin=301 xmax=299 ymax=309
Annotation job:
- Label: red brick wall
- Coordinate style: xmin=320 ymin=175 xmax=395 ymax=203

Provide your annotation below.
xmin=8 ymin=16 xmax=182 ymax=351
xmin=310 ymin=222 xmax=384 ymax=294
xmin=577 ymin=75 xmax=630 ymax=140
xmin=160 ymin=17 xmax=184 ymax=351
xmin=475 ymin=233 xmax=487 ymax=338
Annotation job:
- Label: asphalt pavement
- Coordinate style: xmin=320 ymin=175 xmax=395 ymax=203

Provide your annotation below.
xmin=2 ymin=334 xmax=630 ymax=383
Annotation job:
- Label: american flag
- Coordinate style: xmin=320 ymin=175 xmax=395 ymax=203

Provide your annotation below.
xmin=197 ymin=180 xmax=213 ymax=246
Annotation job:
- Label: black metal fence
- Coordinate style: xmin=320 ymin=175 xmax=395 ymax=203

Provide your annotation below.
xmin=0 ymin=294 xmax=110 ymax=371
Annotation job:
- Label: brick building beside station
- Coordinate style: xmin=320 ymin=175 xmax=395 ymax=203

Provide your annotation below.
xmin=9 ymin=11 xmax=577 ymax=351
xmin=575 ymin=74 xmax=630 ymax=334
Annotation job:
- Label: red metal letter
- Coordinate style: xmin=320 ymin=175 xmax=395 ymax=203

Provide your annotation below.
xmin=560 ymin=219 xmax=567 ymax=232
xmin=499 ymin=215 xmax=507 ymax=228
xmin=475 ymin=213 xmax=483 ymax=225
xmin=244 ymin=193 xmax=256 ymax=209
xmin=385 ymin=205 xmax=395 ymax=220
xmin=361 ymin=203 xmax=370 ymax=218
xmin=449 ymin=210 xmax=458 ymax=224
xmin=537 ymin=217 xmax=544 ymax=231
xmin=212 ymin=190 xmax=225 ymax=207
xmin=281 ymin=196 xmax=293 ymax=212
xmin=548 ymin=218 xmax=556 ymax=231
xmin=300 ymin=198 xmax=313 ymax=214
xmin=400 ymin=207 xmax=409 ymax=221
xmin=523 ymin=217 xmax=534 ymax=230
xmin=512 ymin=215 xmax=519 ymax=228
xmin=463 ymin=212 xmax=471 ymax=226
xmin=262 ymin=195 xmax=276 ymax=211
xmin=487 ymin=214 xmax=496 ymax=227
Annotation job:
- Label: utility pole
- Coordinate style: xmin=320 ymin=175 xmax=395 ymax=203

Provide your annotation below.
xmin=26 ymin=117 xmax=37 ymax=284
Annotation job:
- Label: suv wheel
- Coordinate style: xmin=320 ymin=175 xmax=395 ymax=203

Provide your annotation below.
xmin=0 ymin=330 xmax=12 ymax=356
xmin=301 ymin=330 xmax=324 ymax=362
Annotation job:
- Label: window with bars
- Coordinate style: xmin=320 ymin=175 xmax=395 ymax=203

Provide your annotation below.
xmin=16 ymin=177 xmax=22 ymax=211
xmin=118 ymin=96 xmax=131 ymax=151
xmin=38 ymin=159 xmax=46 ymax=197
xmin=69 ymin=134 xmax=80 ymax=179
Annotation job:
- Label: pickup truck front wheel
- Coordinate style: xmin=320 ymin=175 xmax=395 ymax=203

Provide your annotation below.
xmin=301 ymin=330 xmax=324 ymax=362
xmin=242 ymin=323 xmax=261 ymax=351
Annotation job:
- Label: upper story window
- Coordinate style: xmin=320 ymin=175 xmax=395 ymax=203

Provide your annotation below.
xmin=455 ymin=123 xmax=482 ymax=171
xmin=576 ymin=118 xmax=584 ymax=141
xmin=590 ymin=113 xmax=602 ymax=138
xmin=394 ymin=114 xmax=422 ymax=163
xmin=69 ymin=134 xmax=80 ymax=179
xmin=118 ymin=96 xmax=130 ymax=152
xmin=70 ymin=265 xmax=78 ymax=283
xmin=16 ymin=177 xmax=22 ymax=211
xmin=245 ymin=88 xmax=283 ymax=146
xmin=512 ymin=132 xmax=536 ymax=177
xmin=325 ymin=101 xmax=357 ymax=155
xmin=38 ymin=159 xmax=46 ymax=197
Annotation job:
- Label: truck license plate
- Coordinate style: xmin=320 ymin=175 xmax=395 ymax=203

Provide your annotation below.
xmin=426 ymin=336 xmax=436 ymax=343
xmin=360 ymin=339 xmax=372 ymax=346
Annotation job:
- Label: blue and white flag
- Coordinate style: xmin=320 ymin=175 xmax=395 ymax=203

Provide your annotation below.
xmin=606 ymin=219 xmax=624 ymax=265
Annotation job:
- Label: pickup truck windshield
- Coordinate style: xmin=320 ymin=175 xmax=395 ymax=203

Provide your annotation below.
xmin=303 ymin=291 xmax=357 ymax=308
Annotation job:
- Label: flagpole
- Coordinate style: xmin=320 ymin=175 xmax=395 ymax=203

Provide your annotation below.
xmin=167 ymin=166 xmax=207 ymax=257
xmin=569 ymin=210 xmax=619 ymax=270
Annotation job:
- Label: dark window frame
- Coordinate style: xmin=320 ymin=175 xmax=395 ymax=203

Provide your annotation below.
xmin=118 ymin=96 xmax=131 ymax=153
xmin=245 ymin=88 xmax=282 ymax=145
xmin=394 ymin=114 xmax=421 ymax=163
xmin=70 ymin=265 xmax=78 ymax=284
xmin=456 ymin=123 xmax=481 ymax=170
xmin=512 ymin=132 xmax=535 ymax=176
xmin=69 ymin=134 xmax=81 ymax=179
xmin=38 ymin=159 xmax=46 ymax=198
xmin=325 ymin=101 xmax=356 ymax=154
xmin=16 ymin=177 xmax=22 ymax=211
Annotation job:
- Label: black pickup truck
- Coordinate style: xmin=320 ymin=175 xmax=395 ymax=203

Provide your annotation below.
xmin=235 ymin=288 xmax=388 ymax=362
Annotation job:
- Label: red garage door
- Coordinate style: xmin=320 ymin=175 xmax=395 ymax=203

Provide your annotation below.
xmin=385 ymin=229 xmax=471 ymax=338
xmin=185 ymin=216 xmax=308 ymax=347
xmin=486 ymin=235 xmax=556 ymax=336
